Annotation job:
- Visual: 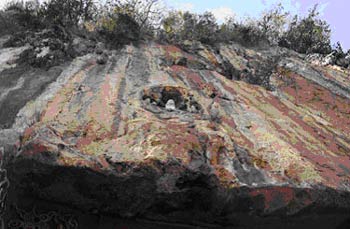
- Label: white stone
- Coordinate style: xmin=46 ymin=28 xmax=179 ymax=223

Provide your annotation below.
xmin=322 ymin=53 xmax=336 ymax=66
xmin=189 ymin=105 xmax=197 ymax=113
xmin=165 ymin=99 xmax=176 ymax=111
xmin=36 ymin=46 xmax=50 ymax=58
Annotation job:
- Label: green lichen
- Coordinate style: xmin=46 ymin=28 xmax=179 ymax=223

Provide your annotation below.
xmin=299 ymin=166 xmax=322 ymax=183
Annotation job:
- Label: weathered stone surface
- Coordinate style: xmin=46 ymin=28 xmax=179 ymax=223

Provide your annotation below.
xmin=96 ymin=52 xmax=109 ymax=65
xmin=68 ymin=37 xmax=95 ymax=58
xmin=1 ymin=40 xmax=350 ymax=228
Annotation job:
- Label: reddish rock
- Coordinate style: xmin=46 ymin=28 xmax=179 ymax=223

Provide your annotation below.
xmin=1 ymin=41 xmax=350 ymax=228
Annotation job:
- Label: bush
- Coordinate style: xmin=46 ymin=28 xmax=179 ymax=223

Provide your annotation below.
xmin=40 ymin=0 xmax=96 ymax=27
xmin=258 ymin=4 xmax=289 ymax=45
xmin=161 ymin=11 xmax=219 ymax=45
xmin=0 ymin=0 xmax=43 ymax=35
xmin=333 ymin=42 xmax=346 ymax=59
xmin=98 ymin=0 xmax=163 ymax=46
xmin=98 ymin=12 xmax=141 ymax=46
xmin=219 ymin=18 xmax=267 ymax=46
xmin=194 ymin=12 xmax=219 ymax=45
xmin=280 ymin=5 xmax=331 ymax=54
xmin=0 ymin=0 xmax=96 ymax=36
xmin=0 ymin=11 xmax=19 ymax=36
xmin=160 ymin=11 xmax=183 ymax=43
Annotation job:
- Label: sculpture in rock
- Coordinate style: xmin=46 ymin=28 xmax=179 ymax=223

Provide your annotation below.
xmin=165 ymin=99 xmax=176 ymax=111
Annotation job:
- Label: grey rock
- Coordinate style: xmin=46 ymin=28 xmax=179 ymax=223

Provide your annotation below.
xmin=209 ymin=102 xmax=220 ymax=122
xmin=322 ymin=52 xmax=336 ymax=66
xmin=175 ymin=57 xmax=187 ymax=66
xmin=69 ymin=38 xmax=95 ymax=58
xmin=95 ymin=42 xmax=105 ymax=55
xmin=305 ymin=53 xmax=324 ymax=65
xmin=97 ymin=53 xmax=108 ymax=65
xmin=189 ymin=105 xmax=197 ymax=113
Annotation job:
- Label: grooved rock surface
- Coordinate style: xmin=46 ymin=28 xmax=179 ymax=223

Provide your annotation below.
xmin=1 ymin=41 xmax=350 ymax=228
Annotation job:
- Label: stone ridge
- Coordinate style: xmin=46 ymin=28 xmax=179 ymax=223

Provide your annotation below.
xmin=1 ymin=40 xmax=350 ymax=228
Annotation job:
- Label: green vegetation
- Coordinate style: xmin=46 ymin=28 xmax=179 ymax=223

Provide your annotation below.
xmin=279 ymin=5 xmax=332 ymax=54
xmin=0 ymin=0 xmax=348 ymax=57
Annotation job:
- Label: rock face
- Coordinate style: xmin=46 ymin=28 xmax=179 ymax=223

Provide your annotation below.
xmin=1 ymin=40 xmax=350 ymax=228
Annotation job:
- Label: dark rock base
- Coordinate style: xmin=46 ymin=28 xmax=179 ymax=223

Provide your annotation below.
xmin=5 ymin=158 xmax=350 ymax=229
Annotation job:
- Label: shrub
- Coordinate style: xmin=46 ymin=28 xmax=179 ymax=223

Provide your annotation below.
xmin=160 ymin=11 xmax=184 ymax=43
xmin=258 ymin=4 xmax=289 ymax=45
xmin=0 ymin=11 xmax=19 ymax=36
xmin=219 ymin=17 xmax=267 ymax=46
xmin=333 ymin=42 xmax=346 ymax=59
xmin=98 ymin=0 xmax=163 ymax=46
xmin=1 ymin=0 xmax=42 ymax=34
xmin=40 ymin=0 xmax=96 ymax=27
xmin=194 ymin=12 xmax=219 ymax=45
xmin=98 ymin=12 xmax=141 ymax=46
xmin=280 ymin=5 xmax=331 ymax=54
xmin=161 ymin=11 xmax=219 ymax=45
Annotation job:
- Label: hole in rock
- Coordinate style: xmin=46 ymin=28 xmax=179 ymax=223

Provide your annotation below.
xmin=142 ymin=86 xmax=202 ymax=113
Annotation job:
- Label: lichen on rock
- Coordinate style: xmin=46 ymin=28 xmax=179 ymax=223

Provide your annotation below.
xmin=1 ymin=37 xmax=350 ymax=228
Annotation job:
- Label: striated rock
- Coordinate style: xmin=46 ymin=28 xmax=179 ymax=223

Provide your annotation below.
xmin=1 ymin=41 xmax=350 ymax=228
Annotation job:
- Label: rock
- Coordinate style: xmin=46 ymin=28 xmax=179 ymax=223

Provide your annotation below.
xmin=305 ymin=53 xmax=324 ymax=65
xmin=0 ymin=35 xmax=10 ymax=48
xmin=322 ymin=52 xmax=336 ymax=66
xmin=165 ymin=99 xmax=176 ymax=111
xmin=72 ymin=38 xmax=88 ymax=54
xmin=69 ymin=37 xmax=95 ymax=58
xmin=345 ymin=54 xmax=350 ymax=61
xmin=181 ymin=40 xmax=206 ymax=52
xmin=189 ymin=105 xmax=197 ymax=113
xmin=344 ymin=54 xmax=350 ymax=68
xmin=95 ymin=42 xmax=105 ymax=55
xmin=0 ymin=129 xmax=19 ymax=155
xmin=36 ymin=46 xmax=50 ymax=58
xmin=96 ymin=53 xmax=108 ymax=65
xmin=336 ymin=57 xmax=350 ymax=68
xmin=175 ymin=57 xmax=187 ymax=66
xmin=209 ymin=102 xmax=220 ymax=122
xmin=2 ymin=37 xmax=350 ymax=228
xmin=144 ymin=98 xmax=151 ymax=104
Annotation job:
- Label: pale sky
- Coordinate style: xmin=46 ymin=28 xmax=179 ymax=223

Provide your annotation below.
xmin=0 ymin=0 xmax=348 ymax=50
